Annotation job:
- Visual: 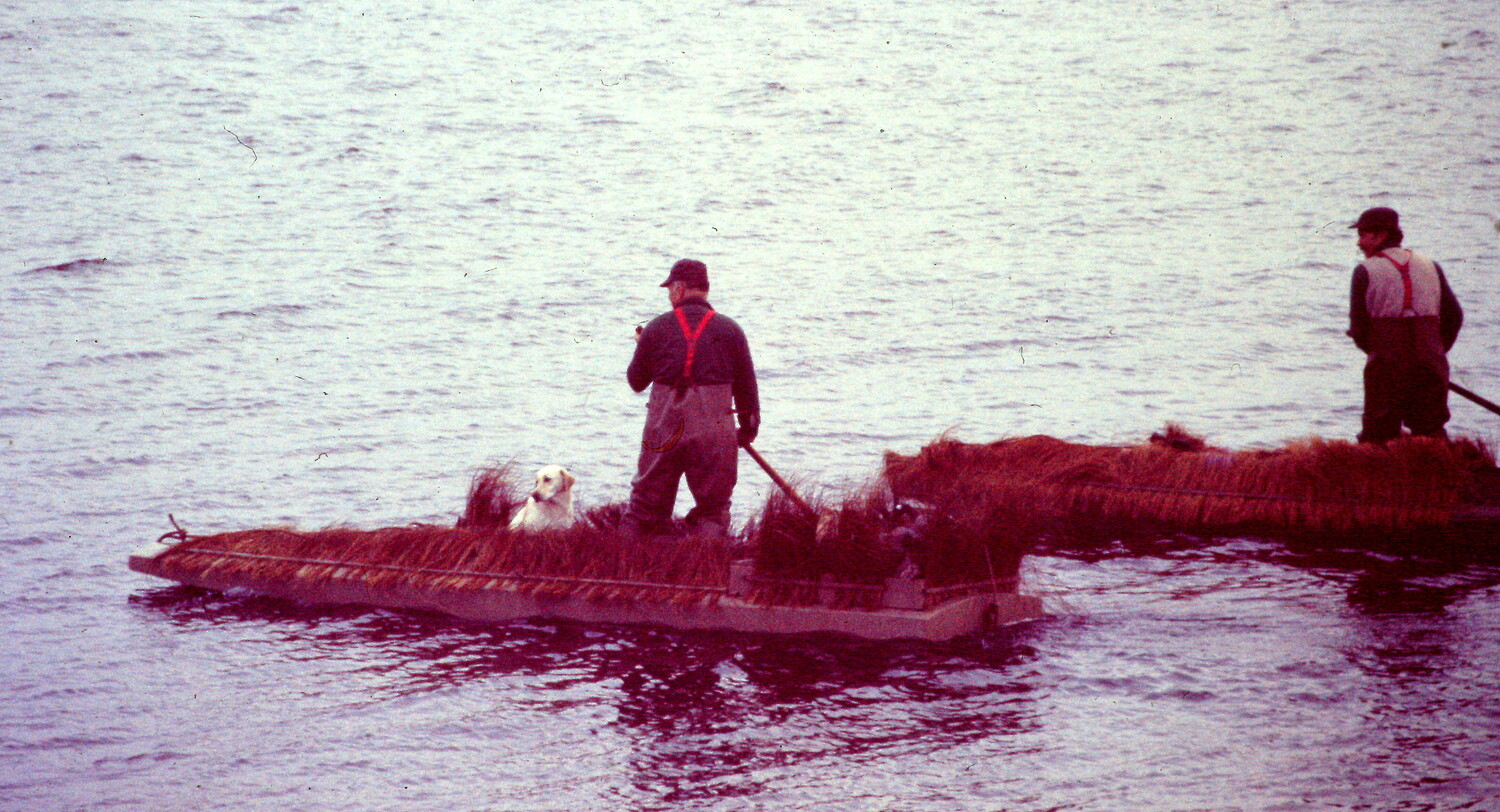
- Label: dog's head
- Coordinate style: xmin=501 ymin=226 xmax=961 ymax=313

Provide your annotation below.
xmin=531 ymin=465 xmax=575 ymax=503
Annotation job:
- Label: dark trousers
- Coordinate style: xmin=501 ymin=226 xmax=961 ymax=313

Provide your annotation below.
xmin=623 ymin=383 xmax=738 ymax=537
xmin=1360 ymin=318 xmax=1451 ymax=443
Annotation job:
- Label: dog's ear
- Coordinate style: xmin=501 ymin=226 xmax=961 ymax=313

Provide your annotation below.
xmin=560 ymin=468 xmax=575 ymax=491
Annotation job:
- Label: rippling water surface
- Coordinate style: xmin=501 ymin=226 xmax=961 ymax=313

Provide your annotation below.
xmin=3 ymin=0 xmax=1499 ymax=808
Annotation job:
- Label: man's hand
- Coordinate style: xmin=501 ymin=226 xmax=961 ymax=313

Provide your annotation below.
xmin=737 ymin=412 xmax=760 ymax=446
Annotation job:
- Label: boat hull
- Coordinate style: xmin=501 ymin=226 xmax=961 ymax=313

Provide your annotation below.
xmin=129 ymin=541 xmax=1043 ymax=642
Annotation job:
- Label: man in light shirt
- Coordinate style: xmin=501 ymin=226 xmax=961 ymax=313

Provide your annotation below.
xmin=1346 ymin=207 xmax=1464 ymax=443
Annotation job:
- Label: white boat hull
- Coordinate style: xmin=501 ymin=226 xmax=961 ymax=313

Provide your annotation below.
xmin=129 ymin=541 xmax=1042 ymax=641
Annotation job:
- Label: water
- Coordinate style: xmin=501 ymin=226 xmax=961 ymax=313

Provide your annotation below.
xmin=3 ymin=0 xmax=1499 ymax=808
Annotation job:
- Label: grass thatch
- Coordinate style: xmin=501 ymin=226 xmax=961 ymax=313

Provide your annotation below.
xmin=158 ymin=524 xmax=735 ymax=605
xmin=148 ymin=431 xmax=1497 ymax=615
xmin=155 ymin=460 xmax=1041 ymax=611
xmin=454 ymin=464 xmax=519 ymax=531
xmin=157 ymin=467 xmax=735 ymax=606
xmin=883 ymin=427 xmax=1495 ymax=535
xmin=744 ymin=480 xmax=1035 ymax=607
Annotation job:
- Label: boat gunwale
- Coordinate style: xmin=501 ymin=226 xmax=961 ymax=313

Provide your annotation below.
xmin=130 ymin=544 xmax=1045 ymax=640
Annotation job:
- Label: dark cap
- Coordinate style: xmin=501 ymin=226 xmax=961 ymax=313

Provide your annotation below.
xmin=660 ymin=258 xmax=709 ymax=288
xmin=1350 ymin=207 xmax=1400 ymax=232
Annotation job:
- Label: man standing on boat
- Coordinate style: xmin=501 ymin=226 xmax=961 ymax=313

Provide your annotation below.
xmin=623 ymin=259 xmax=759 ymax=538
xmin=1347 ymin=207 xmax=1464 ymax=443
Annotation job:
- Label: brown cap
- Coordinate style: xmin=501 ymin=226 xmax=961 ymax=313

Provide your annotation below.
xmin=1350 ymin=207 xmax=1400 ymax=232
xmin=660 ymin=258 xmax=709 ymax=288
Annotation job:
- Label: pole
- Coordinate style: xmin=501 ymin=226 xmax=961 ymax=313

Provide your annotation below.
xmin=1450 ymin=382 xmax=1500 ymax=418
xmin=741 ymin=442 xmax=818 ymax=519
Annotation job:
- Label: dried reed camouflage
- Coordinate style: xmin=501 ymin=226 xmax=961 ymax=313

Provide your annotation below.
xmin=147 ymin=427 xmax=1488 ymax=613
xmin=149 ymin=459 xmax=1034 ymax=611
xmin=883 ymin=427 xmax=1495 ymax=537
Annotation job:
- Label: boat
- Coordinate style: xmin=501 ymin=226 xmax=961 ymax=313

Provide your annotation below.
xmin=127 ymin=539 xmax=1039 ymax=641
xmin=128 ymin=470 xmax=1045 ymax=642
xmin=883 ymin=427 xmax=1500 ymax=546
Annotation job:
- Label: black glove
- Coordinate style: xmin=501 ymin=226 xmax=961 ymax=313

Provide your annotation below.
xmin=737 ymin=412 xmax=760 ymax=446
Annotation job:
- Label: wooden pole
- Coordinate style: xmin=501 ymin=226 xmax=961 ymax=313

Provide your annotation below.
xmin=741 ymin=442 xmax=818 ymax=519
xmin=1450 ymin=382 xmax=1500 ymax=417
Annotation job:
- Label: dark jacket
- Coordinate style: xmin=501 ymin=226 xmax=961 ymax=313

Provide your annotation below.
xmin=628 ymin=297 xmax=759 ymax=433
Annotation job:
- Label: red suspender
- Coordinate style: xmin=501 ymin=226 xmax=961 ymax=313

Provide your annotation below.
xmin=673 ymin=307 xmax=716 ymax=385
xmin=1380 ymin=250 xmax=1414 ymax=313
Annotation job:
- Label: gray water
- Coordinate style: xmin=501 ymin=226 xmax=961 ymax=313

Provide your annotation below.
xmin=4 ymin=0 xmax=1500 ymax=809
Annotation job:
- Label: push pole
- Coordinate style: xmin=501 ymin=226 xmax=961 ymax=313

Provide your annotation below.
xmin=740 ymin=442 xmax=818 ymax=519
xmin=1450 ymin=382 xmax=1500 ymax=417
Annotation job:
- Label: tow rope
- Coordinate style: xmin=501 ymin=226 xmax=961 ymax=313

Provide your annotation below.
xmin=156 ymin=514 xmax=191 ymax=545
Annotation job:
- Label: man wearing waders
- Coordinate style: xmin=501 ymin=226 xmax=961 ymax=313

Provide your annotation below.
xmin=1347 ymin=207 xmax=1464 ymax=443
xmin=623 ymin=259 xmax=759 ymax=538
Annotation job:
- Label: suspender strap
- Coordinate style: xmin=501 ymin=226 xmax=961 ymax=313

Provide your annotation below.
xmin=1379 ymin=250 xmax=1415 ymax=313
xmin=673 ymin=307 xmax=716 ymax=385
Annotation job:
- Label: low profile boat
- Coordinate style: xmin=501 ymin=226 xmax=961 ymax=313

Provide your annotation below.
xmin=127 ymin=538 xmax=1040 ymax=641
xmin=134 ymin=428 xmax=1495 ymax=636
xmin=883 ymin=428 xmax=1500 ymax=545
xmin=128 ymin=468 xmax=1044 ymax=642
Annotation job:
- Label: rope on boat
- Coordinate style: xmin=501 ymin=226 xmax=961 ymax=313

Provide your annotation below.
xmin=168 ymin=547 xmax=729 ymax=594
xmin=742 ymin=571 xmax=1019 ymax=595
xmin=926 ymin=577 xmax=1021 ymax=597
xmin=156 ymin=514 xmax=191 ymax=545
xmin=169 ymin=546 xmax=1017 ymax=600
xmin=981 ymin=544 xmax=1006 ymax=624
xmin=1063 ymin=479 xmax=1436 ymax=507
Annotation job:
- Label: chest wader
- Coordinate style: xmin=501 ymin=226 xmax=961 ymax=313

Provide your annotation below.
xmin=1360 ymin=250 xmax=1450 ymax=443
xmin=623 ymin=308 xmax=739 ymax=537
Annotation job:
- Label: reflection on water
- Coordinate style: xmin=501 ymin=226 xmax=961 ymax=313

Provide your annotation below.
xmin=1039 ymin=529 xmax=1500 ymax=616
xmin=129 ymin=584 xmax=1046 ymax=806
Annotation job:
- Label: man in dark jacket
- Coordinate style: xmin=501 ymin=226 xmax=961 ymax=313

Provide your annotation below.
xmin=1347 ymin=207 xmax=1463 ymax=443
xmin=623 ymin=259 xmax=759 ymax=537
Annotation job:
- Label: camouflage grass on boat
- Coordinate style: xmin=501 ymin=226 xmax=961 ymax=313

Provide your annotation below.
xmin=883 ymin=427 xmax=1495 ymax=536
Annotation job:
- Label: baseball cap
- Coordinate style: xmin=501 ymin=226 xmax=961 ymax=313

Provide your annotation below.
xmin=660 ymin=258 xmax=709 ymax=288
xmin=1350 ymin=207 xmax=1400 ymax=232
